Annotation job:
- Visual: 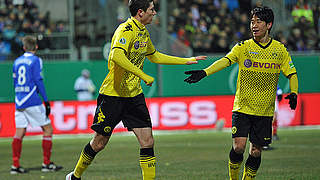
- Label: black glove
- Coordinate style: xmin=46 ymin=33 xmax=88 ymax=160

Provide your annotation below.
xmin=284 ymin=93 xmax=297 ymax=110
xmin=44 ymin=101 xmax=51 ymax=117
xmin=184 ymin=70 xmax=207 ymax=84
xmin=277 ymin=94 xmax=283 ymax=102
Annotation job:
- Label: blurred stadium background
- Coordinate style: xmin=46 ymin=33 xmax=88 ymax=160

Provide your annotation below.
xmin=0 ymin=0 xmax=320 ymax=179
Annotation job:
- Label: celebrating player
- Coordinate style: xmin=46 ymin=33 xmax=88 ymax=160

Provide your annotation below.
xmin=11 ymin=35 xmax=62 ymax=174
xmin=66 ymin=0 xmax=206 ymax=180
xmin=184 ymin=6 xmax=298 ymax=180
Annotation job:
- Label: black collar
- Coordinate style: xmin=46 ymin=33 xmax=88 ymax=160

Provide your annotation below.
xmin=131 ymin=17 xmax=145 ymax=31
xmin=253 ymin=38 xmax=272 ymax=49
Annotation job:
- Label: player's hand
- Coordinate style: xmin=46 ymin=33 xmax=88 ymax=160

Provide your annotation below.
xmin=144 ymin=75 xmax=154 ymax=87
xmin=284 ymin=93 xmax=297 ymax=110
xmin=184 ymin=70 xmax=207 ymax=84
xmin=186 ymin=56 xmax=207 ymax=65
xmin=277 ymin=94 xmax=283 ymax=102
xmin=44 ymin=101 xmax=51 ymax=117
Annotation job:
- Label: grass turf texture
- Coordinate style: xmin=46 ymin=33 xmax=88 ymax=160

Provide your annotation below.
xmin=0 ymin=129 xmax=319 ymax=180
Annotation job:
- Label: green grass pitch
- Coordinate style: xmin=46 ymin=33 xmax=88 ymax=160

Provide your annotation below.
xmin=0 ymin=128 xmax=319 ymax=180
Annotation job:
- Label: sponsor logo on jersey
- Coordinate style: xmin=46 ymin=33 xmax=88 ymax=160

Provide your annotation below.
xmin=244 ymin=59 xmax=252 ymax=68
xmin=124 ymin=24 xmax=133 ymax=32
xmin=119 ymin=37 xmax=126 ymax=45
xmin=134 ymin=41 xmax=140 ymax=49
xmin=264 ymin=137 xmax=271 ymax=140
xmin=249 ymin=51 xmax=259 ymax=55
xmin=244 ymin=59 xmax=281 ymax=69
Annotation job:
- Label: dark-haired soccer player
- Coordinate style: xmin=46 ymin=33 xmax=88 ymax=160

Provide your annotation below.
xmin=184 ymin=6 xmax=298 ymax=180
xmin=12 ymin=35 xmax=62 ymax=174
xmin=66 ymin=0 xmax=206 ymax=179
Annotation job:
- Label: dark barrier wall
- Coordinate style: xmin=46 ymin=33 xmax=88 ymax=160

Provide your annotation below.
xmin=0 ymin=55 xmax=319 ymax=102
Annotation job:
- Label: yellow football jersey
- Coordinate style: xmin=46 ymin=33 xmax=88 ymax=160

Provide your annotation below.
xmin=99 ymin=17 xmax=156 ymax=97
xmin=226 ymin=38 xmax=297 ymax=116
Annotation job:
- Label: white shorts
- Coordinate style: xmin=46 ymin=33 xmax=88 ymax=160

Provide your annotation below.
xmin=15 ymin=104 xmax=51 ymax=128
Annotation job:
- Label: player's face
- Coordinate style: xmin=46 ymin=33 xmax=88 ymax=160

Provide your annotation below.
xmin=140 ymin=2 xmax=157 ymax=25
xmin=250 ymin=15 xmax=271 ymax=40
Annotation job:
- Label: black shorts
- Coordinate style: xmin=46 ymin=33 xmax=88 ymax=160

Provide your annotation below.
xmin=91 ymin=93 xmax=152 ymax=136
xmin=231 ymin=112 xmax=273 ymax=146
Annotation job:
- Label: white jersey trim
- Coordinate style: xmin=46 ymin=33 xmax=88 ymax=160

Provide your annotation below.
xmin=15 ymin=86 xmax=37 ymax=106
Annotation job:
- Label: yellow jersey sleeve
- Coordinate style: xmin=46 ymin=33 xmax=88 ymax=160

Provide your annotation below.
xmin=225 ymin=42 xmax=243 ymax=63
xmin=112 ymin=24 xmax=134 ymax=54
xmin=280 ymin=46 xmax=297 ymax=77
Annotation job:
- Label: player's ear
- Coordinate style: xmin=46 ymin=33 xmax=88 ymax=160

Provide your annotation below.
xmin=267 ymin=22 xmax=272 ymax=31
xmin=138 ymin=9 xmax=144 ymax=17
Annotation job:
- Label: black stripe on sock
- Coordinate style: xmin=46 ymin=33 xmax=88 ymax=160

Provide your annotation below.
xmin=245 ymin=155 xmax=261 ymax=170
xmin=140 ymin=148 xmax=154 ymax=157
xmin=229 ymin=147 xmax=244 ymax=163
xmin=84 ymin=143 xmax=97 ymax=158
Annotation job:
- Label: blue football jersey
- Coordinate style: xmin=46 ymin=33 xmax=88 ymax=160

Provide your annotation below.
xmin=13 ymin=52 xmax=48 ymax=109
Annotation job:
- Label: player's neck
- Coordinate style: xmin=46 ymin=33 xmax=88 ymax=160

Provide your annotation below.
xmin=254 ymin=32 xmax=271 ymax=44
xmin=26 ymin=51 xmax=36 ymax=54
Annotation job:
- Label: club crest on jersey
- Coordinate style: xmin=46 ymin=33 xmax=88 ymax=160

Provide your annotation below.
xmin=134 ymin=41 xmax=140 ymax=49
xmin=119 ymin=38 xmax=126 ymax=45
xmin=244 ymin=59 xmax=252 ymax=68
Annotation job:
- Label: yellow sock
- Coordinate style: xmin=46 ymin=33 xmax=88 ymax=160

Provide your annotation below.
xmin=242 ymin=165 xmax=257 ymax=180
xmin=140 ymin=155 xmax=156 ymax=180
xmin=73 ymin=143 xmax=97 ymax=178
xmin=229 ymin=160 xmax=242 ymax=180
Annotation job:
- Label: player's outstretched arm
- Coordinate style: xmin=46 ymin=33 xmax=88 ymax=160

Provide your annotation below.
xmin=147 ymin=51 xmax=206 ymax=65
xmin=111 ymin=48 xmax=154 ymax=86
xmin=184 ymin=57 xmax=231 ymax=84
xmin=184 ymin=70 xmax=207 ymax=83
xmin=185 ymin=56 xmax=207 ymax=65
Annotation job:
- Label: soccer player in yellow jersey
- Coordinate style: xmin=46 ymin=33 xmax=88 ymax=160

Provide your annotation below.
xmin=66 ymin=0 xmax=206 ymax=180
xmin=185 ymin=6 xmax=298 ymax=180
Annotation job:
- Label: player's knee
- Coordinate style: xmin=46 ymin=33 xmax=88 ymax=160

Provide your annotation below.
xmin=233 ymin=145 xmax=245 ymax=154
xmin=91 ymin=140 xmax=106 ymax=152
xmin=250 ymin=147 xmax=262 ymax=157
xmin=141 ymin=137 xmax=154 ymax=148
xmin=91 ymin=135 xmax=110 ymax=152
xmin=42 ymin=124 xmax=53 ymax=136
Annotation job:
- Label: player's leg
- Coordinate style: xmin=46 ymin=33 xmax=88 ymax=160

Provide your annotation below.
xmin=71 ymin=133 xmax=110 ymax=179
xmin=11 ymin=127 xmax=27 ymax=174
xmin=67 ymin=94 xmax=123 ymax=180
xmin=242 ymin=143 xmax=262 ymax=180
xmin=41 ymin=123 xmax=63 ymax=171
xmin=11 ymin=109 xmax=28 ymax=174
xmin=133 ymin=127 xmax=155 ymax=180
xmin=242 ymin=115 xmax=272 ymax=179
xmin=229 ymin=137 xmax=247 ymax=180
xmin=272 ymin=112 xmax=279 ymax=140
xmin=229 ymin=112 xmax=250 ymax=180
xmin=123 ymin=93 xmax=154 ymax=180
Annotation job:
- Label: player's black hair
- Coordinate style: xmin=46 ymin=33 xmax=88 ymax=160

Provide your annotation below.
xmin=128 ymin=0 xmax=153 ymax=16
xmin=22 ymin=35 xmax=37 ymax=51
xmin=250 ymin=6 xmax=274 ymax=33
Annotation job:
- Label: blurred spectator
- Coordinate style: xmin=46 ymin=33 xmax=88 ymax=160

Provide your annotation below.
xmin=291 ymin=0 xmax=313 ymax=23
xmin=0 ymin=0 xmax=67 ymax=60
xmin=74 ymin=69 xmax=96 ymax=101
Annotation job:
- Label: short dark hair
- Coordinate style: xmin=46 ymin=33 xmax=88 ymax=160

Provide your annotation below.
xmin=128 ymin=0 xmax=153 ymax=16
xmin=250 ymin=6 xmax=274 ymax=32
xmin=22 ymin=35 xmax=37 ymax=51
